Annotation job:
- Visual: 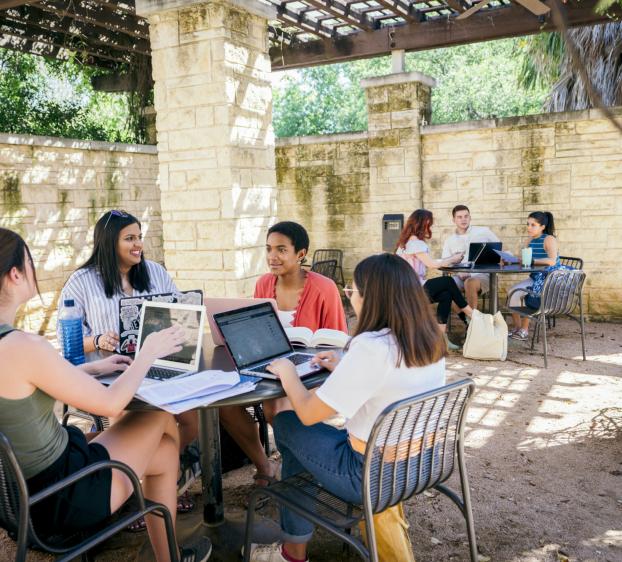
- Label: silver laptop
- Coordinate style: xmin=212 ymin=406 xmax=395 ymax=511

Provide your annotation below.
xmin=205 ymin=297 xmax=278 ymax=346
xmin=213 ymin=302 xmax=321 ymax=380
xmin=136 ymin=301 xmax=206 ymax=381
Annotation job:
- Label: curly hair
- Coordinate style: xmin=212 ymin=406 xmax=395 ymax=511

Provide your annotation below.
xmin=396 ymin=209 xmax=433 ymax=251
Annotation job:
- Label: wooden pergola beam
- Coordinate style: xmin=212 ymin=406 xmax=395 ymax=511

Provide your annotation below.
xmin=5 ymin=4 xmax=151 ymax=55
xmin=270 ymin=0 xmax=621 ymax=69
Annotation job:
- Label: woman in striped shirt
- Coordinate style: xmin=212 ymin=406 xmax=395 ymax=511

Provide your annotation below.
xmin=508 ymin=211 xmax=560 ymax=340
xmin=59 ymin=210 xmax=197 ymax=516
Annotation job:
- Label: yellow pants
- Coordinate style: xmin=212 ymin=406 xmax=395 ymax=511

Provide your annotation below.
xmin=359 ymin=503 xmax=416 ymax=562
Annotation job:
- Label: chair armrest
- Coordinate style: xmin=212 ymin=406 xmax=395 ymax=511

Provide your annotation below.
xmin=29 ymin=460 xmax=145 ymax=511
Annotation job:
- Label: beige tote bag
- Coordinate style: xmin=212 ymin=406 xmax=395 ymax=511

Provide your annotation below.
xmin=462 ymin=310 xmax=508 ymax=361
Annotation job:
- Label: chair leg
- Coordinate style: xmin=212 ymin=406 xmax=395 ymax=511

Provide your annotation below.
xmin=530 ymin=323 xmax=537 ymax=352
xmin=457 ymin=447 xmax=478 ymax=562
xmin=363 ymin=511 xmax=379 ymax=562
xmin=579 ymin=298 xmax=587 ymax=361
xmin=541 ymin=316 xmax=548 ymax=369
xmin=243 ymin=492 xmax=261 ymax=562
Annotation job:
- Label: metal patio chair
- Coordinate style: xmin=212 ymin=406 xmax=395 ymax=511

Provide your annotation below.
xmin=310 ymin=259 xmax=338 ymax=282
xmin=311 ymin=249 xmax=345 ymax=287
xmin=549 ymin=257 xmax=584 ymax=328
xmin=0 ymin=431 xmax=178 ymax=562
xmin=506 ymin=269 xmax=586 ymax=368
xmin=243 ymin=379 xmax=478 ymax=562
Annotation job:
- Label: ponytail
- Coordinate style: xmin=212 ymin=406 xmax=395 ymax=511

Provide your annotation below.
xmin=528 ymin=211 xmax=555 ymax=236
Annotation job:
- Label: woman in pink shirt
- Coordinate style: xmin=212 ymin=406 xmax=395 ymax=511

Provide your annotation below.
xmin=219 ymin=222 xmax=347 ymax=485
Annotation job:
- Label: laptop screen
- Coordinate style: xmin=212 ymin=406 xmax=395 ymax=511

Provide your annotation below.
xmin=139 ymin=303 xmax=202 ymax=366
xmin=214 ymin=303 xmax=292 ymax=370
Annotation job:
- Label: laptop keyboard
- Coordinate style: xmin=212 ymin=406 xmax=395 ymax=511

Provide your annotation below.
xmin=251 ymin=353 xmax=312 ymax=374
xmin=146 ymin=366 xmax=181 ymax=381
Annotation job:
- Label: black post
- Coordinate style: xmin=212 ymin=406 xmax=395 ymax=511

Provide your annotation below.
xmin=198 ymin=408 xmax=224 ymax=526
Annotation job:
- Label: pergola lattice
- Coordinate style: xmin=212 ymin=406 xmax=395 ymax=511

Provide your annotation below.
xmin=0 ymin=0 xmax=618 ymax=79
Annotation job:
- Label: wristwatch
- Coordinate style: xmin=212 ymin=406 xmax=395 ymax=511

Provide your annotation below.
xmin=94 ymin=334 xmax=102 ymax=350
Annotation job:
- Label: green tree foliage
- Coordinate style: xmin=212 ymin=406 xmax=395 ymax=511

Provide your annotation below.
xmin=273 ymin=38 xmax=551 ymax=137
xmin=0 ymin=49 xmax=135 ymax=143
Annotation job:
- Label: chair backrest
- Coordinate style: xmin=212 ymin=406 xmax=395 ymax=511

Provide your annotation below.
xmin=310 ymin=259 xmax=337 ymax=280
xmin=0 ymin=432 xmax=30 ymax=547
xmin=559 ymin=256 xmax=584 ymax=270
xmin=312 ymin=249 xmax=343 ymax=268
xmin=539 ymin=269 xmax=586 ymax=316
xmin=362 ymin=379 xmax=475 ymax=514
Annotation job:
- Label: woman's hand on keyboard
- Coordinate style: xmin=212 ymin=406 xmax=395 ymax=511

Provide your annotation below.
xmin=267 ymin=357 xmax=297 ymax=382
xmin=311 ymin=350 xmax=340 ymax=372
xmin=141 ymin=324 xmax=187 ymax=360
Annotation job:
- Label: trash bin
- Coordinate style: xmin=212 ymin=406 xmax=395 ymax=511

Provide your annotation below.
xmin=382 ymin=214 xmax=404 ymax=252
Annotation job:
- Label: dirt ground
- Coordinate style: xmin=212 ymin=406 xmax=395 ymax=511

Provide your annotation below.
xmin=2 ymin=317 xmax=621 ymax=562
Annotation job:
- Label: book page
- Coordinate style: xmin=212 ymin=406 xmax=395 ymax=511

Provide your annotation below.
xmin=284 ymin=326 xmax=313 ymax=346
xmin=310 ymin=329 xmax=349 ymax=348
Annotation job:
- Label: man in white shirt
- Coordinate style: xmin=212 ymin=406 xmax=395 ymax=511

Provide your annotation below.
xmin=442 ymin=205 xmax=499 ymax=310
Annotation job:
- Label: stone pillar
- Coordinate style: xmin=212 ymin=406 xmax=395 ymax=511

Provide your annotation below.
xmin=361 ymin=72 xmax=435 ymax=231
xmin=136 ymin=0 xmax=277 ymax=296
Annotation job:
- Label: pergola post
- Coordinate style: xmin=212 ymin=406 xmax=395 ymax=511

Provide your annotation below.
xmin=136 ymin=0 xmax=277 ymax=297
xmin=362 ymin=71 xmax=435 ymax=215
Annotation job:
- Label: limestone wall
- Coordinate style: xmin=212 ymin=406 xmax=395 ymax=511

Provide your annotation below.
xmin=275 ymin=108 xmax=622 ymax=320
xmin=0 ymin=134 xmax=162 ymax=336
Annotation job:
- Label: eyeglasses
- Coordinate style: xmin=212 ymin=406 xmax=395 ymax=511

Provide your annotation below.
xmin=103 ymin=210 xmax=129 ymax=230
xmin=343 ymin=284 xmax=359 ymax=300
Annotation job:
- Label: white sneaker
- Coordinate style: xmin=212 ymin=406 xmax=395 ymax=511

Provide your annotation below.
xmin=245 ymin=543 xmax=309 ymax=562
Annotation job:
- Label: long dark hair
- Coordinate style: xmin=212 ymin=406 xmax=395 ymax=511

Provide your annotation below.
xmin=80 ymin=210 xmax=151 ymax=298
xmin=0 ymin=228 xmax=39 ymax=296
xmin=350 ymin=253 xmax=445 ymax=368
xmin=528 ymin=211 xmax=556 ymax=236
xmin=396 ymin=209 xmax=433 ymax=251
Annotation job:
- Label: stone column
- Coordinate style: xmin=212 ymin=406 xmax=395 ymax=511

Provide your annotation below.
xmin=361 ymin=72 xmax=435 ymax=227
xmin=136 ymin=0 xmax=277 ymax=296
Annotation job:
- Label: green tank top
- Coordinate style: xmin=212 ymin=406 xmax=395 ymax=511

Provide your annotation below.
xmin=0 ymin=324 xmax=68 ymax=479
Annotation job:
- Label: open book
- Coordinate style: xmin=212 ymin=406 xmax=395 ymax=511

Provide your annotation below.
xmin=284 ymin=327 xmax=349 ymax=348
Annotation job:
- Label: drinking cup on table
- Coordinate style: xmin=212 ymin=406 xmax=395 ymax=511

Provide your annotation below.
xmin=521 ymin=247 xmax=533 ymax=268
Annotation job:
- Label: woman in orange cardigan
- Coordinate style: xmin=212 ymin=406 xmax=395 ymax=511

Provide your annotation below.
xmin=254 ymin=221 xmax=347 ymax=332
xmin=219 ymin=222 xmax=347 ymax=485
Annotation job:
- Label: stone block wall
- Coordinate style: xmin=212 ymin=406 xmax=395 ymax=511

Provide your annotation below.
xmin=275 ymin=108 xmax=622 ymax=321
xmin=0 ymin=134 xmax=162 ymax=337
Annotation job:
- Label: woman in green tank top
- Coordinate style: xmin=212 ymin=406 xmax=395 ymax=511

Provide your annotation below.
xmin=0 ymin=228 xmax=211 ymax=562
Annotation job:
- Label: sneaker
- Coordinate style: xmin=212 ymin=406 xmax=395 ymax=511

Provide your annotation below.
xmin=180 ymin=537 xmax=212 ymax=562
xmin=244 ymin=543 xmax=308 ymax=562
xmin=510 ymin=329 xmax=529 ymax=341
xmin=178 ymin=442 xmax=202 ymax=494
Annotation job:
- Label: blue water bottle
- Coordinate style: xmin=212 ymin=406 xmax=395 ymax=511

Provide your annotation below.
xmin=59 ymin=299 xmax=85 ymax=366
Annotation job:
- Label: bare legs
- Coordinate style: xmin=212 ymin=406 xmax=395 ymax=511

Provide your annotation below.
xmin=93 ymin=411 xmax=180 ymax=562
xmin=219 ymin=405 xmax=275 ymax=479
xmin=176 ymin=410 xmax=198 ymax=450
xmin=464 ymin=278 xmax=481 ymax=309
xmin=511 ymin=313 xmax=530 ymax=332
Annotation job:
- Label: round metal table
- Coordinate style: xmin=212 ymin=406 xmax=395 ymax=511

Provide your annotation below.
xmin=440 ymin=264 xmax=547 ymax=314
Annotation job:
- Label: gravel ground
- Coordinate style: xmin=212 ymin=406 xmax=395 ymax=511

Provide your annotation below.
xmin=2 ymin=317 xmax=621 ymax=562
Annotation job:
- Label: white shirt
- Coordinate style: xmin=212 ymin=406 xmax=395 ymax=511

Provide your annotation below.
xmin=58 ymin=260 xmax=177 ymax=339
xmin=442 ymin=225 xmax=499 ymax=260
xmin=316 ymin=329 xmax=446 ymax=442
xmin=396 ymin=238 xmax=429 ymax=284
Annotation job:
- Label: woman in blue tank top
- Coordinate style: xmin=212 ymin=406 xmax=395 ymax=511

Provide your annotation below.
xmin=508 ymin=211 xmax=559 ymax=340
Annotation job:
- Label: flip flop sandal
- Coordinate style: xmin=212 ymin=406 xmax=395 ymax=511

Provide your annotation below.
xmin=126 ymin=517 xmax=147 ymax=533
xmin=177 ymin=491 xmax=195 ymax=513
xmin=252 ymin=472 xmax=278 ymax=488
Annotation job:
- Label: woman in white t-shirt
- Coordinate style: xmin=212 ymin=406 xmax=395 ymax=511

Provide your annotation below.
xmin=248 ymin=253 xmax=446 ymax=562
xmin=396 ymin=209 xmax=474 ymax=350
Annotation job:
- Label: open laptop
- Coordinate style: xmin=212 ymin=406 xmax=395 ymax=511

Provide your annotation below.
xmin=118 ymin=289 xmax=203 ymax=354
xmin=205 ymin=297 xmax=278 ymax=346
xmin=468 ymin=242 xmax=503 ymax=267
xmin=136 ymin=301 xmax=206 ymax=381
xmin=213 ymin=302 xmax=321 ymax=380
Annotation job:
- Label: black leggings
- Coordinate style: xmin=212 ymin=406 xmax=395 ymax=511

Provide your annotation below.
xmin=424 ymin=276 xmax=469 ymax=325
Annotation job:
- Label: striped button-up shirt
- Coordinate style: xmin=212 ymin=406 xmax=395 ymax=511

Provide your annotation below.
xmin=57 ymin=260 xmax=177 ymax=339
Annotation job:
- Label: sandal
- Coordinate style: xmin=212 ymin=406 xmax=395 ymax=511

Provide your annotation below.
xmin=510 ymin=329 xmax=529 ymax=341
xmin=126 ymin=517 xmax=147 ymax=533
xmin=177 ymin=490 xmax=195 ymax=513
xmin=253 ymin=472 xmax=278 ymax=488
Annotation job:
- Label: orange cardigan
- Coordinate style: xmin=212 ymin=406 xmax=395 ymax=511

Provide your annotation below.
xmin=254 ymin=271 xmax=347 ymax=333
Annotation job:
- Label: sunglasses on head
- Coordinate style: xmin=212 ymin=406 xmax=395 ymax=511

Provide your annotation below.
xmin=103 ymin=210 xmax=129 ymax=230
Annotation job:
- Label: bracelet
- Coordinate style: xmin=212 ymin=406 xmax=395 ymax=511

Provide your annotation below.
xmin=94 ymin=334 xmax=101 ymax=350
